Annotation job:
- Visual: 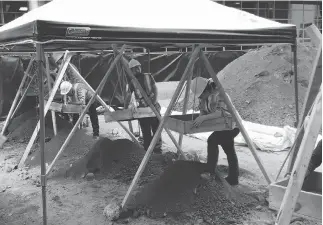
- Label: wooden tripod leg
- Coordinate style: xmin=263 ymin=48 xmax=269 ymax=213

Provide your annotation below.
xmin=68 ymin=59 xmax=141 ymax=147
xmin=121 ymin=46 xmax=201 ymax=209
xmin=119 ymin=55 xmax=188 ymax=158
xmin=46 ymin=45 xmax=127 ymax=175
xmin=18 ymin=52 xmax=72 ymax=168
xmin=0 ymin=57 xmax=34 ymax=137
xmin=200 ymin=51 xmax=271 ymax=184
xmin=275 ymin=86 xmax=322 ymax=225
xmin=179 ymin=67 xmax=194 ymax=147
xmin=45 ymin=55 xmax=57 ymax=136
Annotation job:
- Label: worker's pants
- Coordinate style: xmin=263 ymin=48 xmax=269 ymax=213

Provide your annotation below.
xmin=206 ymin=128 xmax=240 ymax=181
xmin=138 ymin=117 xmax=162 ymax=151
xmin=73 ymin=102 xmax=99 ymax=136
xmin=305 ymin=139 xmax=322 ymax=179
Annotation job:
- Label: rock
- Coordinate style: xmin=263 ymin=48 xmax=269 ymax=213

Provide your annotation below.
xmin=288 ymin=104 xmax=293 ymax=109
xmin=81 ymin=173 xmax=86 ymax=178
xmin=132 ymin=210 xmax=140 ymax=218
xmin=24 ymin=176 xmax=30 ymax=180
xmin=225 ymin=219 xmax=236 ymax=224
xmin=103 ymin=202 xmax=121 ymax=221
xmin=255 ymin=70 xmax=270 ymax=78
xmin=163 ymin=212 xmax=167 ymax=217
xmin=256 ymin=205 xmax=262 ymax=210
xmin=246 ymin=100 xmax=251 ymax=104
xmin=5 ymin=165 xmax=13 ymax=173
xmin=195 ymin=218 xmax=204 ymax=225
xmin=86 ymin=173 xmax=95 ymax=181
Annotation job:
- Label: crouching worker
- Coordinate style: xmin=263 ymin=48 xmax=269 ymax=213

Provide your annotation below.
xmin=60 ymin=81 xmax=100 ymax=139
xmin=191 ymin=77 xmax=240 ymax=185
xmin=126 ymin=59 xmax=162 ymax=153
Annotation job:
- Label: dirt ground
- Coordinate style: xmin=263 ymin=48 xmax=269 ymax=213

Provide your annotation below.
xmin=0 ymin=114 xmax=321 ymax=225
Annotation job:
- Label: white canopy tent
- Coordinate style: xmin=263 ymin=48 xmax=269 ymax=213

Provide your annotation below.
xmin=0 ymin=1 xmax=299 ymax=225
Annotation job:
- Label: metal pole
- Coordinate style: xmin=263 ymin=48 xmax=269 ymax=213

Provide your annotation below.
xmin=36 ymin=44 xmax=47 ymax=225
xmin=292 ymin=42 xmax=299 ymax=127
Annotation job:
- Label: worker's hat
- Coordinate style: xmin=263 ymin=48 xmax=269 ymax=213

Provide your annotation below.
xmin=60 ymin=81 xmax=72 ymax=95
xmin=190 ymin=77 xmax=210 ymax=98
xmin=128 ymin=59 xmax=141 ymax=69
xmin=52 ymin=53 xmax=64 ymax=63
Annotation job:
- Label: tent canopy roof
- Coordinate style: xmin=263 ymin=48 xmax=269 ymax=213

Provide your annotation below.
xmin=0 ymin=0 xmax=297 ymax=52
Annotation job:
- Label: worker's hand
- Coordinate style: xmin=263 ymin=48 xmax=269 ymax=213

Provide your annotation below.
xmin=192 ymin=115 xmax=205 ymax=128
xmin=129 ymin=104 xmax=137 ymax=114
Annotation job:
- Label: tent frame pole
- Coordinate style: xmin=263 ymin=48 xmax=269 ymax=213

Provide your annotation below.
xmin=36 ymin=43 xmax=47 ymax=225
xmin=200 ymin=50 xmax=272 ymax=184
xmin=46 ymin=45 xmax=128 ymax=175
xmin=0 ymin=57 xmax=34 ymax=142
xmin=292 ymin=42 xmax=299 ymax=127
xmin=17 ymin=51 xmax=72 ymax=168
xmin=121 ymin=46 xmax=200 ymax=209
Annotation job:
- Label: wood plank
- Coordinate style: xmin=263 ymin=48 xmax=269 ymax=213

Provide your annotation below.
xmin=275 ymin=86 xmax=322 ymax=225
xmin=104 ymin=107 xmax=155 ymax=122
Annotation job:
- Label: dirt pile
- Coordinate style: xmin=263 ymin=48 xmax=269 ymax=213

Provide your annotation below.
xmin=69 ymin=138 xmax=171 ymax=183
xmin=132 ymin=161 xmax=257 ymax=224
xmin=174 ymin=42 xmax=318 ymax=127
xmin=26 ymin=125 xmax=96 ymax=175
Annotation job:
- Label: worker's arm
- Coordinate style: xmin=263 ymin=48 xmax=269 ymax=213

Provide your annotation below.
xmin=76 ymin=86 xmax=87 ymax=106
xmin=149 ymin=75 xmax=158 ymax=104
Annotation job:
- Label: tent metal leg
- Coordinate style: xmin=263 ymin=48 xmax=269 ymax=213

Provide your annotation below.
xmin=17 ymin=52 xmax=72 ymax=168
xmin=46 ymin=45 xmax=127 ymax=175
xmin=200 ymin=50 xmax=272 ymax=184
xmin=292 ymin=42 xmax=299 ymax=127
xmin=121 ymin=46 xmax=200 ymax=209
xmin=36 ymin=44 xmax=47 ymax=225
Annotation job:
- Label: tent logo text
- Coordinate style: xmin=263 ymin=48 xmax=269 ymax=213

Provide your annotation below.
xmin=66 ymin=27 xmax=91 ymax=37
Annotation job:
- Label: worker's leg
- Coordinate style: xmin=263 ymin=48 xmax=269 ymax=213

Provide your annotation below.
xmin=151 ymin=116 xmax=162 ymax=153
xmin=205 ymin=131 xmax=220 ymax=174
xmin=220 ymin=128 xmax=240 ymax=185
xmin=88 ymin=102 xmax=99 ymax=137
xmin=72 ymin=114 xmax=79 ymax=125
xmin=138 ymin=117 xmax=152 ymax=151
xmin=305 ymin=139 xmax=322 ymax=179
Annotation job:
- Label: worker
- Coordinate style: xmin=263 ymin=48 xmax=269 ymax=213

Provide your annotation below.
xmin=52 ymin=53 xmax=99 ymax=139
xmin=126 ymin=59 xmax=162 ymax=153
xmin=191 ymin=77 xmax=240 ymax=185
xmin=303 ymin=115 xmax=322 ymax=180
xmin=60 ymin=81 xmax=100 ymax=139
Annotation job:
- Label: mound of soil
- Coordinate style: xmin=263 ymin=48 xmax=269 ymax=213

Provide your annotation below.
xmin=69 ymin=138 xmax=172 ymax=183
xmin=174 ymin=43 xmax=318 ymax=127
xmin=26 ymin=126 xmax=97 ymax=174
xmin=133 ymin=161 xmax=257 ymax=224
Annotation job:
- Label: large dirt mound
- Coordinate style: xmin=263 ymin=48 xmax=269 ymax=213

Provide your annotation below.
xmin=68 ymin=138 xmax=172 ymax=183
xmin=133 ymin=161 xmax=257 ymax=224
xmin=174 ymin=43 xmax=318 ymax=127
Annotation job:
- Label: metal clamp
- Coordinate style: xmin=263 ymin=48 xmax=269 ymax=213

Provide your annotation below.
xmin=41 ymin=175 xmax=47 ymax=187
